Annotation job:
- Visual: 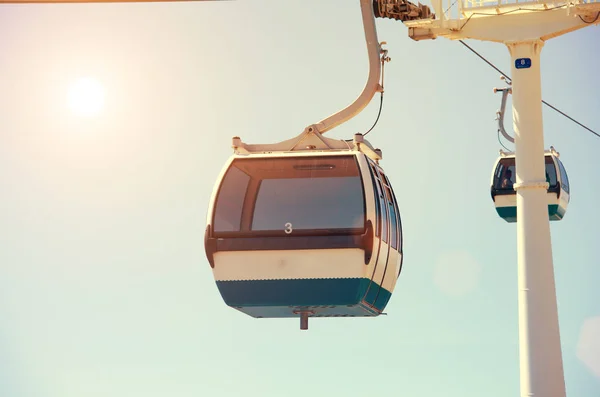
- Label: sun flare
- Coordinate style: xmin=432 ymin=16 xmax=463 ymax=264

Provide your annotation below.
xmin=68 ymin=77 xmax=105 ymax=117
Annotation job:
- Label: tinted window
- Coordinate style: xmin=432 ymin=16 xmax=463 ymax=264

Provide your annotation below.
xmin=557 ymin=159 xmax=569 ymax=194
xmin=545 ymin=156 xmax=558 ymax=187
xmin=366 ymin=160 xmax=400 ymax=250
xmin=383 ymin=184 xmax=397 ymax=249
xmin=376 ymin=177 xmax=388 ymax=243
xmin=493 ymin=158 xmax=515 ymax=191
xmin=368 ymin=162 xmax=381 ymax=237
xmin=252 ymin=176 xmax=363 ymax=231
xmin=383 ymin=174 xmax=400 ymax=250
xmin=213 ymin=155 xmax=365 ymax=235
xmin=213 ymin=165 xmax=251 ymax=232
xmin=545 ymin=164 xmax=557 ymax=186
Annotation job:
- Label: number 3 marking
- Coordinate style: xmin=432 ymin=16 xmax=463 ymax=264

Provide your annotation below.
xmin=284 ymin=222 xmax=293 ymax=234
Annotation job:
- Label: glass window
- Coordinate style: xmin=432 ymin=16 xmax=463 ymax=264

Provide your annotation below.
xmin=383 ymin=174 xmax=400 ymax=250
xmin=213 ymin=155 xmax=365 ymax=235
xmin=252 ymin=176 xmax=364 ymax=231
xmin=494 ymin=158 xmax=515 ymax=191
xmin=544 ymin=156 xmax=558 ymax=187
xmin=557 ymin=159 xmax=569 ymax=194
xmin=213 ymin=165 xmax=251 ymax=232
xmin=368 ymin=162 xmax=381 ymax=237
xmin=376 ymin=177 xmax=388 ymax=243
xmin=383 ymin=184 xmax=398 ymax=249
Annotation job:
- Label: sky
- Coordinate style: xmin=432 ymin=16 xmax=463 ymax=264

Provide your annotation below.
xmin=0 ymin=1 xmax=599 ymax=396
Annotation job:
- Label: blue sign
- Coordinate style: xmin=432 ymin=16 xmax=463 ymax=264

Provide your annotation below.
xmin=515 ymin=58 xmax=532 ymax=69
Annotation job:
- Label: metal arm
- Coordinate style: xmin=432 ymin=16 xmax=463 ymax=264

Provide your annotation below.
xmin=303 ymin=0 xmax=386 ymax=136
xmin=494 ymin=85 xmax=515 ymax=144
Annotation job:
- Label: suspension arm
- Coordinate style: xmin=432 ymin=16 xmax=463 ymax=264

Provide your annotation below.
xmin=494 ymin=86 xmax=515 ymax=144
xmin=303 ymin=0 xmax=385 ymax=136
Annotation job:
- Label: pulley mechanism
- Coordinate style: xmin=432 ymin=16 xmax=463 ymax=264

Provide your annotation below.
xmin=373 ymin=0 xmax=435 ymax=22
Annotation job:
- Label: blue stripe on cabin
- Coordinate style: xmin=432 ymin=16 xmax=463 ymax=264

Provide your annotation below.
xmin=215 ymin=278 xmax=392 ymax=318
xmin=496 ymin=204 xmax=565 ymax=223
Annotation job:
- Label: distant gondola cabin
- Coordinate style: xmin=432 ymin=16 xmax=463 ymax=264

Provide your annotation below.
xmin=490 ymin=148 xmax=570 ymax=222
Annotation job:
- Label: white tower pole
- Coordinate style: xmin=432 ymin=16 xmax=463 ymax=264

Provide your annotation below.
xmin=509 ymin=40 xmax=565 ymax=397
xmin=393 ymin=2 xmax=599 ymax=394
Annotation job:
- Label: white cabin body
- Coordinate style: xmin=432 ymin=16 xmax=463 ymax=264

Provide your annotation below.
xmin=204 ymin=132 xmax=403 ymax=319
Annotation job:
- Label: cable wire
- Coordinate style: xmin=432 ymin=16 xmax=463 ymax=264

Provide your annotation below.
xmin=497 ymin=128 xmax=511 ymax=151
xmin=346 ymin=49 xmax=388 ymax=141
xmin=363 ymin=93 xmax=384 ymax=137
xmin=542 ymin=100 xmax=600 ymax=139
xmin=458 ymin=39 xmax=599 ymax=139
xmin=459 ymin=40 xmax=511 ymax=82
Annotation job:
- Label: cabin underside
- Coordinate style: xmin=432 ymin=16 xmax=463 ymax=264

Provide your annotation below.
xmin=216 ymin=277 xmax=392 ymax=318
xmin=495 ymin=204 xmax=565 ymax=223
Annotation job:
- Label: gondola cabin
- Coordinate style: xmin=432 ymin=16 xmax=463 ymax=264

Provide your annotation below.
xmin=204 ymin=131 xmax=403 ymax=328
xmin=490 ymin=148 xmax=570 ymax=223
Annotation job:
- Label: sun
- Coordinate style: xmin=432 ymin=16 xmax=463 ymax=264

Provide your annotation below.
xmin=67 ymin=77 xmax=105 ymax=117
